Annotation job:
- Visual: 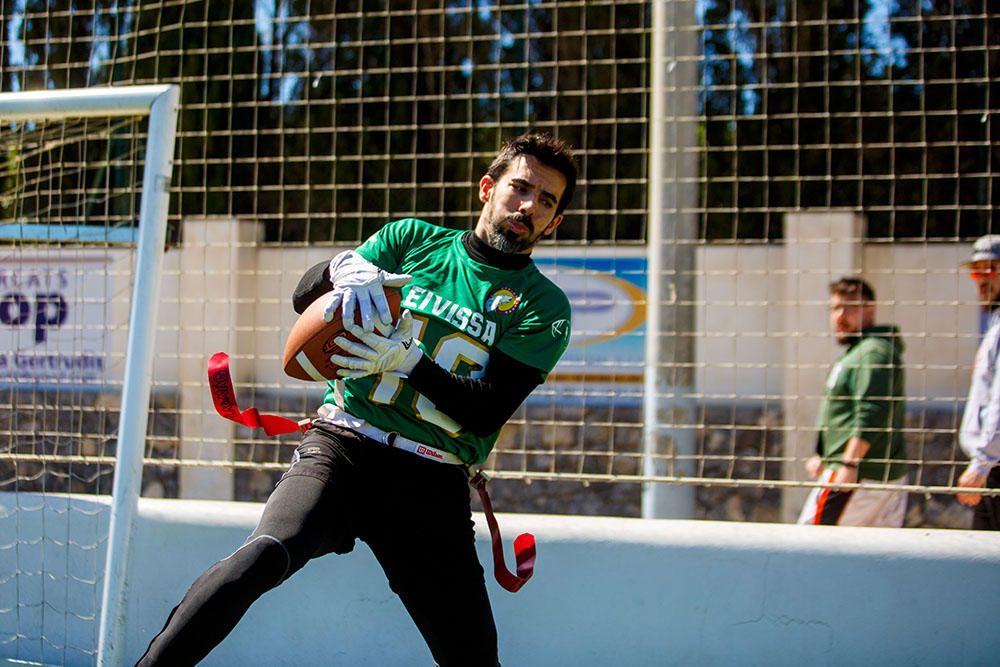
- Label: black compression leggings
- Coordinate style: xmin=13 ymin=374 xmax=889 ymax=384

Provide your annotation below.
xmin=136 ymin=474 xmax=332 ymax=666
xmin=138 ymin=423 xmax=500 ymax=667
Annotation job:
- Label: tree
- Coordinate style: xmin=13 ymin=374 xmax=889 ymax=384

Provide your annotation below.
xmin=700 ymin=0 xmax=998 ymax=240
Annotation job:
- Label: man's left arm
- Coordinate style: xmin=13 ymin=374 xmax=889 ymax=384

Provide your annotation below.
xmin=330 ymin=324 xmax=546 ymax=436
xmin=406 ymin=350 xmax=543 ymax=436
xmin=830 ymin=436 xmax=870 ymax=484
xmin=958 ymin=331 xmax=1000 ymax=505
xmin=401 ymin=298 xmax=568 ymax=434
xmin=966 ymin=332 xmax=1000 ymax=471
xmin=334 ymin=291 xmax=569 ymax=436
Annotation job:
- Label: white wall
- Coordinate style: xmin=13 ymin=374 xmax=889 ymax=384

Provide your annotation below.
xmin=695 ymin=237 xmax=980 ymax=405
xmin=2 ymin=493 xmax=998 ymax=666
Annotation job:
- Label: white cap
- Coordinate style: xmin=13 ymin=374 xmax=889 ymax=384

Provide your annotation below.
xmin=962 ymin=235 xmax=1000 ymax=267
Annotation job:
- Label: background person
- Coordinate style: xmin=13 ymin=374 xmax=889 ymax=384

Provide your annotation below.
xmin=137 ymin=133 xmax=578 ymax=666
xmin=956 ymin=235 xmax=1000 ymax=529
xmin=798 ymin=277 xmax=909 ymax=526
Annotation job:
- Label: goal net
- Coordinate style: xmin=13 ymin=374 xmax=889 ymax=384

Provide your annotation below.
xmin=0 ymin=86 xmax=177 ymax=667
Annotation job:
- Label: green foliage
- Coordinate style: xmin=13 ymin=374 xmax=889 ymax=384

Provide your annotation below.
xmin=700 ymin=0 xmax=998 ymax=240
xmin=2 ymin=1 xmax=650 ymax=244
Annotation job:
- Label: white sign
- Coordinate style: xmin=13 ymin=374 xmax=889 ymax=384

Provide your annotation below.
xmin=0 ymin=252 xmax=115 ymax=384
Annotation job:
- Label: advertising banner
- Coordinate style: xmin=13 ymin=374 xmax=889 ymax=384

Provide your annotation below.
xmin=0 ymin=251 xmax=115 ymax=385
xmin=535 ymin=253 xmax=647 ymax=395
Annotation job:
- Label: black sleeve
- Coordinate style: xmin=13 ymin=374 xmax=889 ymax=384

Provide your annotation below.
xmin=292 ymin=261 xmax=333 ymax=314
xmin=406 ymin=347 xmax=543 ymax=436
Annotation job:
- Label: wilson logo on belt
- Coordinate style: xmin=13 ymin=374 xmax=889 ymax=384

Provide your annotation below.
xmin=416 ymin=444 xmax=444 ymax=460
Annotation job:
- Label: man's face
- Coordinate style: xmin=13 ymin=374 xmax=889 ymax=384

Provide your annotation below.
xmin=830 ymin=292 xmax=874 ymax=345
xmin=475 ymin=154 xmax=567 ymax=254
xmin=968 ymin=260 xmax=1000 ymax=311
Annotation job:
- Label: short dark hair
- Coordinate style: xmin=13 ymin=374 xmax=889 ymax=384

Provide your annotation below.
xmin=829 ymin=276 xmax=875 ymax=303
xmin=486 ymin=132 xmax=578 ymax=216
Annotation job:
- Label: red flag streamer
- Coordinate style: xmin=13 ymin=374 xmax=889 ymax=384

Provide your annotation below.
xmin=471 ymin=471 xmax=535 ymax=593
xmin=207 ymin=352 xmax=309 ymax=436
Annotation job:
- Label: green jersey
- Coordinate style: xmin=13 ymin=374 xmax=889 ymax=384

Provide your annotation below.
xmin=816 ymin=325 xmax=908 ymax=481
xmin=324 ymin=218 xmax=572 ymax=464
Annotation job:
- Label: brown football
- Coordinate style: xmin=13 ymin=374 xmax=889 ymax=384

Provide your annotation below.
xmin=282 ymin=287 xmax=402 ymax=382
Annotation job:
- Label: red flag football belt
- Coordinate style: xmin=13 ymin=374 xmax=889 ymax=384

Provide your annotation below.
xmin=207 ymin=352 xmax=535 ymax=593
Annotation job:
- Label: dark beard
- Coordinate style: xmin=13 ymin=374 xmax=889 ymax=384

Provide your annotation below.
xmin=485 ymin=214 xmax=533 ymax=254
xmin=836 ymin=331 xmax=861 ymax=346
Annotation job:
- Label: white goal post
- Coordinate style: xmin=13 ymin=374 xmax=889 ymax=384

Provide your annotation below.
xmin=0 ymin=85 xmax=179 ymax=667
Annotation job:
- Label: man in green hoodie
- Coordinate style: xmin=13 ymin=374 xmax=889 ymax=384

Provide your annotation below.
xmin=798 ymin=277 xmax=909 ymax=526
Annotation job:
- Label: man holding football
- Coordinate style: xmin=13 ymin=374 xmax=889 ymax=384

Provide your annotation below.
xmin=138 ymin=133 xmax=577 ymax=666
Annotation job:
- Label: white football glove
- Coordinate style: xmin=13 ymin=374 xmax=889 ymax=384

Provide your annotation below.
xmin=323 ymin=250 xmax=412 ymax=332
xmin=331 ymin=310 xmax=424 ymax=379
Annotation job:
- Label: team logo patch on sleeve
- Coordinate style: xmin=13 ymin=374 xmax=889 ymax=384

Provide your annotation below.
xmin=485 ymin=287 xmax=521 ymax=315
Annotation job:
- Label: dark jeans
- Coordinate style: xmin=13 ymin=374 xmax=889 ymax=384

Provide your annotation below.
xmin=972 ymin=466 xmax=1000 ymax=531
xmin=137 ymin=422 xmax=499 ymax=666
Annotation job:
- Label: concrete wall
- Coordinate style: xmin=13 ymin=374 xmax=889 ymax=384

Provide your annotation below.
xmin=696 ymin=228 xmax=978 ymax=406
xmin=2 ymin=493 xmax=998 ymax=666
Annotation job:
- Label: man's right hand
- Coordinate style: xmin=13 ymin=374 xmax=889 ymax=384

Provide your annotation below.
xmin=957 ymin=467 xmax=989 ymax=507
xmin=805 ymin=454 xmax=823 ymax=480
xmin=324 ymin=250 xmax=411 ymax=331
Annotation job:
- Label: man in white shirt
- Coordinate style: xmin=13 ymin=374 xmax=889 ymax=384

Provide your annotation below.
xmin=957 ymin=235 xmax=1000 ymax=529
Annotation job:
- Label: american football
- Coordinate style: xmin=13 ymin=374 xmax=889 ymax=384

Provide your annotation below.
xmin=282 ymin=287 xmax=402 ymax=381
